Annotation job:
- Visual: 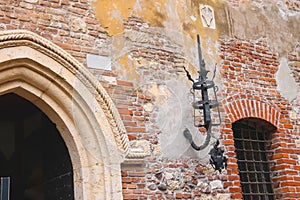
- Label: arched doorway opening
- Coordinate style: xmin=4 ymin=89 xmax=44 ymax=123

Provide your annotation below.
xmin=0 ymin=30 xmax=148 ymax=199
xmin=0 ymin=93 xmax=73 ymax=199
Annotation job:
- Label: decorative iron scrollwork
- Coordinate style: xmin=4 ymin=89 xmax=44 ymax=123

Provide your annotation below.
xmin=209 ymin=140 xmax=227 ymax=173
xmin=183 ymin=35 xmax=226 ymax=172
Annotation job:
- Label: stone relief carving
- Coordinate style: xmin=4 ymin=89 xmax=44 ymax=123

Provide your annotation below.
xmin=0 ymin=23 xmax=7 ymax=31
xmin=128 ymin=139 xmax=151 ymax=158
xmin=70 ymin=17 xmax=87 ymax=33
xmin=200 ymin=4 xmax=216 ymax=29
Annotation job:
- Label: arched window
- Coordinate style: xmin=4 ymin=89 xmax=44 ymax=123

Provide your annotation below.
xmin=232 ymin=118 xmax=276 ymax=200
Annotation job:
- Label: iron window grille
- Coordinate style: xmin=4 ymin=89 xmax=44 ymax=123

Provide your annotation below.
xmin=233 ymin=118 xmax=276 ymax=200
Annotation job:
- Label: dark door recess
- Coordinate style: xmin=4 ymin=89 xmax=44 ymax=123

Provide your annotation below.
xmin=233 ymin=118 xmax=276 ymax=200
xmin=0 ymin=93 xmax=74 ymax=200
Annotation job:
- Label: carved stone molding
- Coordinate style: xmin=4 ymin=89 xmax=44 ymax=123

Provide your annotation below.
xmin=0 ymin=30 xmax=130 ymax=155
xmin=0 ymin=30 xmax=149 ymax=165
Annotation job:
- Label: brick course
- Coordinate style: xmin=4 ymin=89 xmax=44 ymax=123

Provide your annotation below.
xmin=0 ymin=0 xmax=109 ymax=63
xmin=0 ymin=1 xmax=299 ymax=199
xmin=220 ymin=38 xmax=300 ymax=199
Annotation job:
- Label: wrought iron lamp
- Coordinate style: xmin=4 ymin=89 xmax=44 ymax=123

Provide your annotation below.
xmin=183 ymin=35 xmax=227 ymax=172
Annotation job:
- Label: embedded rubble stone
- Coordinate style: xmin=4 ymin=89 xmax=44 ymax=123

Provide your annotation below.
xmin=209 ymin=180 xmax=223 ymax=190
xmin=166 ymin=180 xmax=180 ymax=190
xmin=158 ymin=183 xmax=167 ymax=191
xmin=147 ymin=183 xmax=157 ymax=190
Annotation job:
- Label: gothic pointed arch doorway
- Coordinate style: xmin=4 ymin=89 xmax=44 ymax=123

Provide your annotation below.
xmin=0 ymin=30 xmax=134 ymax=199
xmin=0 ymin=93 xmax=74 ymax=199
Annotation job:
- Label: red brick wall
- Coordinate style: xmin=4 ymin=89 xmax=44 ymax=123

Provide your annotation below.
xmin=220 ymin=38 xmax=300 ymax=199
xmin=0 ymin=1 xmax=299 ymax=200
xmin=285 ymin=0 xmax=300 ymax=11
xmin=0 ymin=0 xmax=109 ymax=63
xmin=120 ymin=36 xmax=300 ymax=200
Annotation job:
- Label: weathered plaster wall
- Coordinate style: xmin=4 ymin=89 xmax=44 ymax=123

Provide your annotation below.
xmin=93 ymin=0 xmax=224 ymax=71
xmin=92 ymin=1 xmax=300 ymax=199
xmin=1 ymin=0 xmax=300 ymax=199
xmin=91 ymin=0 xmax=300 ymax=157
xmin=224 ymin=1 xmax=300 ymax=56
xmin=92 ymin=0 xmax=300 ymax=199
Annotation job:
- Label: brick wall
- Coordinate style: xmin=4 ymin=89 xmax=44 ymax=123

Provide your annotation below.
xmin=220 ymin=38 xmax=300 ymax=199
xmin=0 ymin=0 xmax=109 ymax=63
xmin=285 ymin=0 xmax=300 ymax=12
xmin=0 ymin=1 xmax=299 ymax=200
xmin=117 ymin=15 xmax=228 ymax=199
xmin=120 ymin=37 xmax=300 ymax=200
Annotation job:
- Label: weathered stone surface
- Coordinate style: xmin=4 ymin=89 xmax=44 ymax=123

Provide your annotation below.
xmin=289 ymin=110 xmax=298 ymax=120
xmin=70 ymin=17 xmax=87 ymax=32
xmin=276 ymin=58 xmax=298 ymax=101
xmin=87 ymin=54 xmax=112 ymax=71
xmin=155 ymin=172 xmax=163 ymax=180
xmin=157 ymin=183 xmax=167 ymax=191
xmin=200 ymin=4 xmax=216 ymax=29
xmin=166 ymin=180 xmax=180 ymax=190
xmin=147 ymin=183 xmax=157 ymax=190
xmin=209 ymin=180 xmax=223 ymax=190
xmin=101 ymin=75 xmax=117 ymax=85
xmin=195 ymin=164 xmax=204 ymax=174
xmin=129 ymin=139 xmax=151 ymax=156
xmin=152 ymin=144 xmax=162 ymax=156
xmin=164 ymin=172 xmax=174 ymax=180
xmin=143 ymin=102 xmax=154 ymax=112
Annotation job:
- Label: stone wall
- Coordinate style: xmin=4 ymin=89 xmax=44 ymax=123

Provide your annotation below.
xmin=0 ymin=0 xmax=299 ymax=199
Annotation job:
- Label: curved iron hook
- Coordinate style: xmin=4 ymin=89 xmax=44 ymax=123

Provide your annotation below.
xmin=183 ymin=124 xmax=212 ymax=151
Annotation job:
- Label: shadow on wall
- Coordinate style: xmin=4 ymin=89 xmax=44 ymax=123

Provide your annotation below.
xmin=152 ymin=80 xmax=216 ymax=161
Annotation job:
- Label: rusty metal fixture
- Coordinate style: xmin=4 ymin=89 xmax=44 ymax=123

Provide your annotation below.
xmin=209 ymin=140 xmax=227 ymax=173
xmin=183 ymin=127 xmax=211 ymax=151
xmin=183 ymin=35 xmax=221 ymax=152
xmin=191 ymin=35 xmax=221 ymax=129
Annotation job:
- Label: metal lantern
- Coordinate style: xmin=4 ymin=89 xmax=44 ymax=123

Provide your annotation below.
xmin=209 ymin=140 xmax=227 ymax=172
xmin=183 ymin=35 xmax=226 ymax=171
xmin=192 ymin=35 xmax=221 ymax=129
xmin=192 ymin=73 xmax=221 ymax=129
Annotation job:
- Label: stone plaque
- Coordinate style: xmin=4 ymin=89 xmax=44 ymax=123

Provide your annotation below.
xmin=200 ymin=4 xmax=216 ymax=29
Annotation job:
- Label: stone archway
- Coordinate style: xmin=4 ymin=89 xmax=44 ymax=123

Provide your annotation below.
xmin=0 ymin=93 xmax=74 ymax=199
xmin=0 ymin=30 xmax=130 ymax=199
